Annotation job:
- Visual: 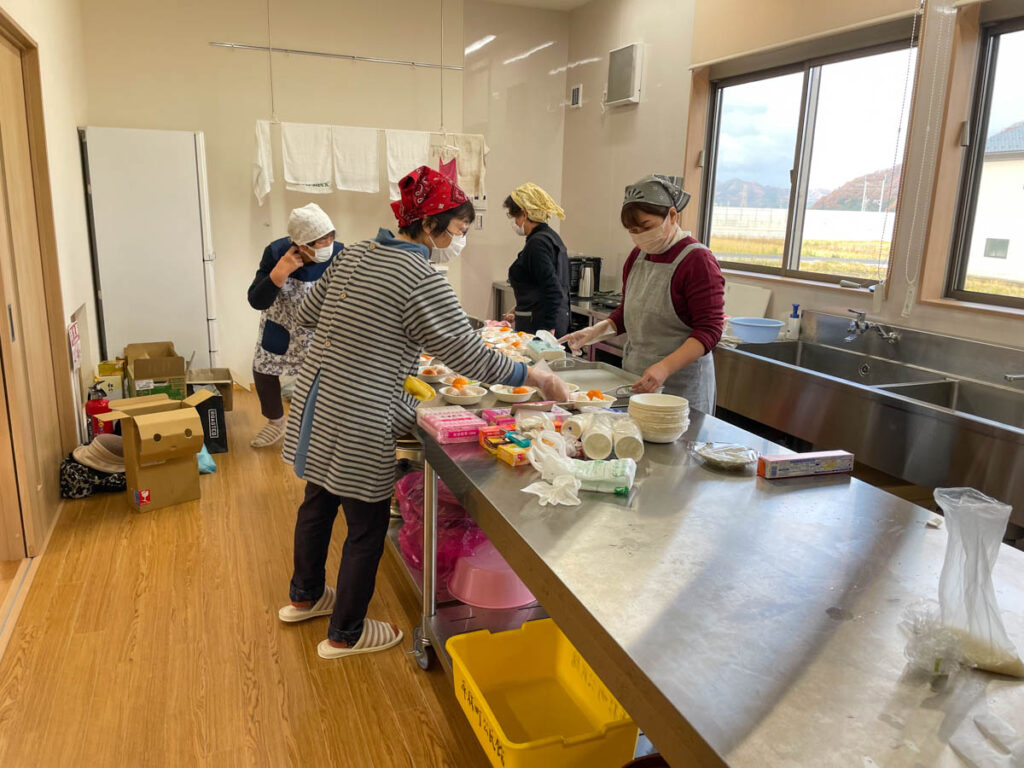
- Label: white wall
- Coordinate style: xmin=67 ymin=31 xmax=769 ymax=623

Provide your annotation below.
xmin=2 ymin=0 xmax=97 ymax=362
xmin=968 ymin=156 xmax=1024 ymax=283
xmin=460 ymin=0 xmax=570 ymax=319
xmin=559 ymin=0 xmax=697 ymax=292
xmin=81 ymin=0 xmax=464 ymax=382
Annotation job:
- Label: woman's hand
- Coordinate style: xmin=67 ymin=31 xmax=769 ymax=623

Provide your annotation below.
xmin=270 ymin=246 xmax=305 ymax=287
xmin=632 ymin=362 xmax=671 ymax=394
xmin=502 ymin=310 xmax=515 ymax=325
xmin=526 ymin=368 xmax=571 ymax=403
xmin=558 ymin=319 xmax=615 ymax=356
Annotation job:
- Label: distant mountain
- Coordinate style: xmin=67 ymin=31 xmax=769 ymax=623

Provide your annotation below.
xmin=713 ymin=178 xmax=790 ymax=208
xmin=811 ymin=166 xmax=902 ymax=212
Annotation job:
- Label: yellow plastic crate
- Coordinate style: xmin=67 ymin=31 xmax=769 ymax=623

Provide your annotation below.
xmin=446 ymin=619 xmax=638 ymax=768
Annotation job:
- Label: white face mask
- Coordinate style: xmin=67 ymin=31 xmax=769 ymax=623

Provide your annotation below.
xmin=431 ymin=233 xmax=466 ymax=264
xmin=629 ymin=216 xmax=676 ymax=254
xmin=312 ymin=244 xmax=334 ymax=263
xmin=510 ymin=218 xmax=526 ymax=237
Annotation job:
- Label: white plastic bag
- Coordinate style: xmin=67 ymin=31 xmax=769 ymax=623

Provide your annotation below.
xmin=522 ymin=475 xmax=581 ymax=507
xmin=936 ymin=488 xmax=1024 ymax=677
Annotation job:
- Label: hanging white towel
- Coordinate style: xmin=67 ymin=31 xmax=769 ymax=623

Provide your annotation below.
xmin=385 ymin=130 xmax=431 ymax=201
xmin=253 ymin=120 xmax=274 ymax=205
xmin=332 ymin=126 xmax=380 ymax=194
xmin=282 ymin=122 xmax=333 ymax=194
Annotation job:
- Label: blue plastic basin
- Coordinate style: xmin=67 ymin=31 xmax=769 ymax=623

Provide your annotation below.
xmin=729 ymin=317 xmax=785 ymax=343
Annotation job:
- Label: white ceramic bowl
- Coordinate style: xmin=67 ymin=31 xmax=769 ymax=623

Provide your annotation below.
xmin=569 ymin=391 xmax=616 ymax=406
xmin=629 ymin=393 xmax=690 ymax=411
xmin=440 ymin=385 xmax=487 ymax=405
xmin=440 ymin=374 xmax=481 ymax=388
xmin=490 ymin=384 xmax=537 ymax=403
xmin=418 ymin=366 xmax=449 ymax=383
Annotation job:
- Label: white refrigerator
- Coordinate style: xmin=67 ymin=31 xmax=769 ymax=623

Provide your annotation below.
xmin=81 ymin=126 xmax=218 ymax=367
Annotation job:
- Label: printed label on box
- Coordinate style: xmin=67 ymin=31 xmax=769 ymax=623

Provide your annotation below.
xmin=207 ymin=411 xmax=220 ymax=439
xmin=135 ymin=379 xmax=155 ymax=391
xmin=135 ymin=489 xmax=152 ymax=506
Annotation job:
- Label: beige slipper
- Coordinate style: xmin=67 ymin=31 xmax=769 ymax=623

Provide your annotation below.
xmin=278 ymin=586 xmax=336 ymax=623
xmin=317 ymin=619 xmax=403 ymax=659
xmin=251 ymin=419 xmax=286 ymax=448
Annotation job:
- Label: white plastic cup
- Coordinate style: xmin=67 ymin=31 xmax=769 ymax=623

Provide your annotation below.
xmin=612 ymin=419 xmax=645 ymax=461
xmin=562 ymin=413 xmax=593 ymax=441
xmin=582 ymin=420 xmax=613 ymax=460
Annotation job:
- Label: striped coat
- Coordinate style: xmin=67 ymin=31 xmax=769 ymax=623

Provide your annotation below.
xmin=282 ymin=238 xmax=515 ymax=502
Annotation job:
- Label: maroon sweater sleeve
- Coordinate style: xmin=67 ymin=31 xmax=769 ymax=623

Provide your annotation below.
xmin=672 ymin=247 xmax=725 ymax=354
xmin=607 ymin=249 xmax=640 ymax=334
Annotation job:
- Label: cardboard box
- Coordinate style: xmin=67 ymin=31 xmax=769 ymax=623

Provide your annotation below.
xmin=125 ymin=342 xmax=187 ymax=400
xmin=187 ymin=367 xmax=234 ymax=411
xmin=98 ymin=391 xmax=214 ymax=511
xmin=94 ymin=374 xmax=124 ymax=400
xmin=757 ymin=450 xmax=855 ymax=479
xmin=193 ymin=393 xmax=228 ymax=454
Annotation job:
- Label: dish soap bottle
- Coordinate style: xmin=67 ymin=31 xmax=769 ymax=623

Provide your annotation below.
xmin=786 ymin=304 xmax=801 ymax=340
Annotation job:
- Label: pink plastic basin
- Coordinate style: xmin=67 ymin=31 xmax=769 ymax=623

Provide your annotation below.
xmin=447 ymin=540 xmax=536 ymax=610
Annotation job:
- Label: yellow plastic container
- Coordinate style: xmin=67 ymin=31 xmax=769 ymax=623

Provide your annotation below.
xmin=446 ymin=619 xmax=638 ymax=768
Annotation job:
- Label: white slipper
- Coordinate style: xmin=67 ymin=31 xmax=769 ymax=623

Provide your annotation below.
xmin=278 ymin=586 xmax=336 ymax=623
xmin=317 ymin=619 xmax=404 ymax=659
xmin=251 ymin=419 xmax=286 ymax=448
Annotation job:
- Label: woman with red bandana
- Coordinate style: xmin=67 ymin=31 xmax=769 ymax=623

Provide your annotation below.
xmin=277 ymin=166 xmax=569 ymax=660
xmin=560 ymin=175 xmax=725 ymax=413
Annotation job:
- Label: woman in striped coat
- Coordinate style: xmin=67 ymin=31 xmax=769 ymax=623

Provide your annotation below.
xmin=277 ymin=166 xmax=569 ymax=659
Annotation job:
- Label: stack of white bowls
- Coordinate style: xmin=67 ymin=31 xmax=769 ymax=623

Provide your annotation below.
xmin=628 ymin=394 xmax=691 ymax=443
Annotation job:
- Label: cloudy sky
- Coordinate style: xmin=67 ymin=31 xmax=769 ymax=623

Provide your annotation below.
xmin=987 ymin=29 xmax=1024 ymax=140
xmin=714 ymin=47 xmax=924 ymax=193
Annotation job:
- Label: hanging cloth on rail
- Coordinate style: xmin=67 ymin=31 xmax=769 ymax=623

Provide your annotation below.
xmin=281 ymin=122 xmax=333 ymax=194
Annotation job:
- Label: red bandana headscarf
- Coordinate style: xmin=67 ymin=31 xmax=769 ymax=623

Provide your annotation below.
xmin=391 ymin=165 xmax=469 ymax=228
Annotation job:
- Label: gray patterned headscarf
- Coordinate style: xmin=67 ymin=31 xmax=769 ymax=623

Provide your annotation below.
xmin=622 ymin=174 xmax=691 ymax=212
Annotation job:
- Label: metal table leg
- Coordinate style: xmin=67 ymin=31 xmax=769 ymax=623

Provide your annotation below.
xmin=410 ymin=460 xmax=438 ymax=670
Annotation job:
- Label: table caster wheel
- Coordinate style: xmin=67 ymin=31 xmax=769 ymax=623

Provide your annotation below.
xmin=409 ymin=624 xmax=433 ymax=671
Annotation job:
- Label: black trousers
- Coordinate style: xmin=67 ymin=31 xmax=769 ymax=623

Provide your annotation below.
xmin=289 ymin=482 xmax=391 ymax=644
xmin=252 ymin=368 xmax=284 ymax=420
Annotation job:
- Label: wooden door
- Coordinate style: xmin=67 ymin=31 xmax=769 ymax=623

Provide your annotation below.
xmin=0 ymin=35 xmax=64 ymax=555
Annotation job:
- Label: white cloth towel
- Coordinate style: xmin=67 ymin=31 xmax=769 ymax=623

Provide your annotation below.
xmin=253 ymin=120 xmax=274 ymax=205
xmin=385 ymin=129 xmax=431 ymax=201
xmin=332 ymin=126 xmax=380 ymax=194
xmin=281 ymin=122 xmax=333 ymax=194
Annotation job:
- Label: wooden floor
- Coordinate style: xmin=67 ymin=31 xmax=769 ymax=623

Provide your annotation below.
xmin=0 ymin=391 xmax=489 ymax=768
xmin=0 ymin=560 xmax=21 ymax=608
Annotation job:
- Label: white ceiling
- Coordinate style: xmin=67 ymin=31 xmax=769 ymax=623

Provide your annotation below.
xmin=466 ymin=0 xmax=591 ymax=11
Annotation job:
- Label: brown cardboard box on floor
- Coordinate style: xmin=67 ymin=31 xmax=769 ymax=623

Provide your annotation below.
xmin=187 ymin=367 xmax=235 ymax=411
xmin=125 ymin=342 xmax=187 ymax=399
xmin=97 ymin=391 xmax=214 ymax=511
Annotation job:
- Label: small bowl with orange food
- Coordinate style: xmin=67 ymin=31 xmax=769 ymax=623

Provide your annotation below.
xmin=489 ymin=384 xmax=538 ymax=404
xmin=569 ymin=389 xmax=617 ymax=406
xmin=439 ymin=384 xmax=488 ymax=405
xmin=418 ymin=365 xmax=449 ymax=383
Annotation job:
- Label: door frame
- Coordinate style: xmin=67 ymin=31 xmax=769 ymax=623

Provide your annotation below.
xmin=0 ymin=9 xmax=79 ymax=456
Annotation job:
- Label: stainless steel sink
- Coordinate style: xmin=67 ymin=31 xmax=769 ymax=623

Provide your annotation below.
xmin=879 ymin=379 xmax=1024 ymax=428
xmin=716 ymin=311 xmax=1024 ymax=530
xmin=740 ymin=341 xmax=946 ymax=386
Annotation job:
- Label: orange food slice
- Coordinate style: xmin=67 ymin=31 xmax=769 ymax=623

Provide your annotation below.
xmin=452 ymin=377 xmax=470 ymax=390
xmin=586 ymin=389 xmax=604 ymax=400
xmin=513 ymin=387 xmax=531 ymax=395
xmin=422 ymin=367 xmax=437 ymax=375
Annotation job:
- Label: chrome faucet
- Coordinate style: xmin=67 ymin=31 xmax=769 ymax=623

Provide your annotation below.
xmin=845 ymin=310 xmax=869 ymax=342
xmin=1006 ymin=374 xmax=1024 ymax=382
xmin=844 ymin=309 xmax=899 ymax=344
xmin=872 ymin=324 xmax=900 ymax=345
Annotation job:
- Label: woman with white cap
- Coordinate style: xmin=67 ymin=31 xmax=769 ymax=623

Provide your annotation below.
xmin=277 ymin=167 xmax=569 ymax=659
xmin=560 ymin=175 xmax=724 ymax=413
xmin=247 ymin=203 xmax=342 ymax=448
xmin=502 ymin=183 xmax=571 ymax=337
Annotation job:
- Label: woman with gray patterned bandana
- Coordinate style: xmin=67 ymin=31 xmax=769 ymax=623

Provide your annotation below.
xmin=247 ymin=203 xmax=343 ymax=447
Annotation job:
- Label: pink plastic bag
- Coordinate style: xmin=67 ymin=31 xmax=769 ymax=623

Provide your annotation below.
xmin=395 ymin=471 xmax=466 ymax=525
xmin=398 ymin=518 xmax=489 ymax=583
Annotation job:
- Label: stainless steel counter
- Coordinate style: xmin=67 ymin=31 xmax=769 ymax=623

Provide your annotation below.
xmin=418 ymin=414 xmax=1024 ymax=768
